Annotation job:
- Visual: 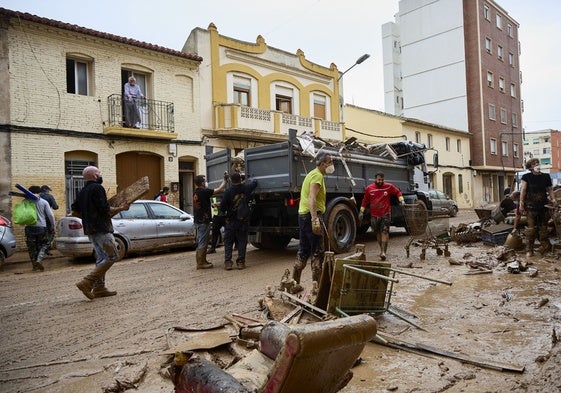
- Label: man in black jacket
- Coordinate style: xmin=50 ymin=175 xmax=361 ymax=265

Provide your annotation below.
xmin=72 ymin=166 xmax=129 ymax=299
xmin=220 ymin=173 xmax=257 ymax=270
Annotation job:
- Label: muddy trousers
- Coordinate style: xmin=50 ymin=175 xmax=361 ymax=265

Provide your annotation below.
xmin=293 ymin=213 xmax=325 ymax=283
xmin=525 ymin=209 xmax=551 ymax=255
xmin=25 ymin=227 xmax=49 ymax=270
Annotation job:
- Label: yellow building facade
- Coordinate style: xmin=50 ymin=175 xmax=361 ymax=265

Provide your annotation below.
xmin=183 ymin=24 xmax=344 ymax=154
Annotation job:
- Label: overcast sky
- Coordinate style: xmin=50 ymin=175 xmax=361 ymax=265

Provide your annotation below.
xmin=3 ymin=0 xmax=560 ymax=132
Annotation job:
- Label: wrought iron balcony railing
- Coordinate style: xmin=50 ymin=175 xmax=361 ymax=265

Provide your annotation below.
xmin=107 ymin=94 xmax=175 ymax=132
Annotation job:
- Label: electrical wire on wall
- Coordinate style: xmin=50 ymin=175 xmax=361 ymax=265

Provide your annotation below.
xmin=17 ymin=15 xmax=62 ymax=129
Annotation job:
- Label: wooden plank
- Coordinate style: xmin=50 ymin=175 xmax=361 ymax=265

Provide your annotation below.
xmin=108 ymin=176 xmax=149 ymax=208
xmin=376 ymin=332 xmax=525 ymax=373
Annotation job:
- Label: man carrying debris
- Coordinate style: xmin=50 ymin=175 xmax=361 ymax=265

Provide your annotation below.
xmin=359 ymin=172 xmax=405 ymax=261
xmin=519 ymin=158 xmax=555 ymax=257
xmin=291 ymin=153 xmax=333 ymax=292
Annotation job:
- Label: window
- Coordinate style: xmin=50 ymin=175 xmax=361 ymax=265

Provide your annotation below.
xmin=313 ymin=93 xmax=326 ymax=120
xmin=497 ymin=45 xmax=503 ymax=61
xmin=532 ymin=138 xmax=539 ymax=144
xmin=489 ymin=104 xmax=496 ymax=120
xmin=543 ymin=147 xmax=551 ymax=155
xmin=496 ymin=14 xmax=502 ymax=29
xmin=512 ymin=112 xmax=518 ymax=127
xmin=507 ymin=23 xmax=513 ymax=37
xmin=445 ymin=137 xmax=450 ymax=152
xmin=233 ymin=77 xmax=251 ymax=106
xmin=415 ymin=131 xmax=421 ymax=144
xmin=427 ymin=134 xmax=433 ymax=148
xmin=510 ymin=83 xmax=516 ymax=97
xmin=513 ymin=143 xmax=519 ymax=158
xmin=276 ymin=95 xmax=292 ymax=113
xmin=484 ymin=4 xmax=490 ymax=20
xmin=502 ymin=141 xmax=508 ymax=156
xmin=485 ymin=37 xmax=492 ymax=53
xmin=458 ymin=174 xmax=463 ymax=194
xmin=274 ymin=85 xmax=295 ymax=114
xmin=509 ymin=52 xmax=514 ymax=66
xmin=490 ymin=138 xmax=497 ymax=155
xmin=498 ymin=77 xmax=505 ymax=93
xmin=540 ymin=157 xmax=551 ymax=165
xmin=487 ymin=71 xmax=494 ymax=87
xmin=500 ymin=108 xmax=507 ymax=124
xmin=66 ymin=57 xmax=90 ymax=95
xmin=456 ymin=139 xmax=461 ymax=153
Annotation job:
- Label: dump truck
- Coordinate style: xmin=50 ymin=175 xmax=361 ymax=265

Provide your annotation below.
xmin=206 ymin=129 xmax=435 ymax=254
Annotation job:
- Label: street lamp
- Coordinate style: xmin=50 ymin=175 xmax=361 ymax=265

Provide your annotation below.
xmin=338 ymin=53 xmax=371 ymax=81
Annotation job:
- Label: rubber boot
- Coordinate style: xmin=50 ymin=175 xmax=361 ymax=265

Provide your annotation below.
xmin=525 ymin=240 xmax=535 ymax=258
xmin=196 ymin=248 xmax=213 ymax=270
xmin=380 ymin=242 xmax=387 ymax=261
xmin=76 ymin=261 xmax=114 ymax=300
xmin=92 ymin=282 xmax=117 ymax=298
xmin=290 ymin=267 xmax=304 ymax=294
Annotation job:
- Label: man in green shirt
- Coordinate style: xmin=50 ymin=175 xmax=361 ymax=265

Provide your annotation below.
xmin=291 ymin=152 xmax=334 ymax=292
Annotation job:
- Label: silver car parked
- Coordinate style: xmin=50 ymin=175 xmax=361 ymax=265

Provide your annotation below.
xmin=55 ymin=200 xmax=196 ymax=261
xmin=0 ymin=215 xmax=17 ymax=265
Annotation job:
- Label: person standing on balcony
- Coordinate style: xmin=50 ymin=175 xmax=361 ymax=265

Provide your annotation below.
xmin=359 ymin=172 xmax=405 ymax=261
xmin=123 ymin=76 xmax=145 ymax=128
xmin=519 ymin=158 xmax=555 ymax=257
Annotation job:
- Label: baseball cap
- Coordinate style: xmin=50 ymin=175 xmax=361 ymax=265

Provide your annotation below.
xmin=41 ymin=185 xmax=52 ymax=191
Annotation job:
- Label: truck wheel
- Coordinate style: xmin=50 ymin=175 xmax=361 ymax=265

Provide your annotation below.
xmin=325 ymin=204 xmax=356 ymax=254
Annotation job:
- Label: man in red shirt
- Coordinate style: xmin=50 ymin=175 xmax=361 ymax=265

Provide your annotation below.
xmin=359 ymin=172 xmax=404 ymax=260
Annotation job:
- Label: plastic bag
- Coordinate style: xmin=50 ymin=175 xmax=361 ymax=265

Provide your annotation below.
xmin=13 ymin=199 xmax=38 ymax=225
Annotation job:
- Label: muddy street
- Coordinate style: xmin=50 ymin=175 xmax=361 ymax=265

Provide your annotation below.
xmin=0 ymin=210 xmax=560 ymax=393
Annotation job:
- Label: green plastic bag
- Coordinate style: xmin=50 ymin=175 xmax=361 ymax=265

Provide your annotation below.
xmin=13 ymin=199 xmax=38 ymax=225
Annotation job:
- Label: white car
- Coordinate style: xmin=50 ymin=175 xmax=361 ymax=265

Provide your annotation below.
xmin=0 ymin=215 xmax=17 ymax=264
xmin=55 ymin=200 xmax=196 ymax=261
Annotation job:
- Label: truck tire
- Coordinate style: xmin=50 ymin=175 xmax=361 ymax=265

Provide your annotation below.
xmin=325 ymin=204 xmax=356 ymax=254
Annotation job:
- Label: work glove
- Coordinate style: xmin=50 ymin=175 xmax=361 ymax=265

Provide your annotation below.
xmin=358 ymin=212 xmax=364 ymax=221
xmin=223 ymin=171 xmax=230 ymax=181
xmin=311 ymin=217 xmax=322 ymax=235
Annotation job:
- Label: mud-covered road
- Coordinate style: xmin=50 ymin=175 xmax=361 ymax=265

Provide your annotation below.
xmin=1 ymin=210 xmax=559 ymax=393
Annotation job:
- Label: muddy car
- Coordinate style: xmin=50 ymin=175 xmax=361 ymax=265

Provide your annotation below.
xmin=0 ymin=215 xmax=17 ymax=264
xmin=419 ymin=189 xmax=458 ymax=217
xmin=55 ymin=200 xmax=196 ymax=261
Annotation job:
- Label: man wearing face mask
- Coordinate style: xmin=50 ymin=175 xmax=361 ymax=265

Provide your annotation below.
xmin=520 ymin=158 xmax=555 ymax=257
xmin=359 ymin=172 xmax=405 ymax=261
xmin=72 ymin=166 xmax=129 ymax=299
xmin=290 ymin=153 xmax=333 ymax=293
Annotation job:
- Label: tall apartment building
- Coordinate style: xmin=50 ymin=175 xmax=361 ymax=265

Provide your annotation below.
xmin=523 ymin=129 xmax=561 ymax=186
xmin=383 ymin=0 xmax=523 ymax=203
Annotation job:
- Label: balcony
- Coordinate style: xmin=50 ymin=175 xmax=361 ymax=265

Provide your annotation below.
xmin=104 ymin=94 xmax=178 ymax=140
xmin=205 ymin=103 xmax=344 ymax=143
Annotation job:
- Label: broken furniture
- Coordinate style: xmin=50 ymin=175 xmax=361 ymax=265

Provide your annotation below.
xmin=403 ymin=203 xmax=451 ymax=260
xmin=171 ymin=314 xmax=378 ymax=393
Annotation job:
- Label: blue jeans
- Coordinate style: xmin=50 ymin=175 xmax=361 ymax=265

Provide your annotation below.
xmin=88 ymin=232 xmax=118 ymax=284
xmin=195 ymin=222 xmax=211 ymax=251
xmin=224 ymin=219 xmax=249 ymax=263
